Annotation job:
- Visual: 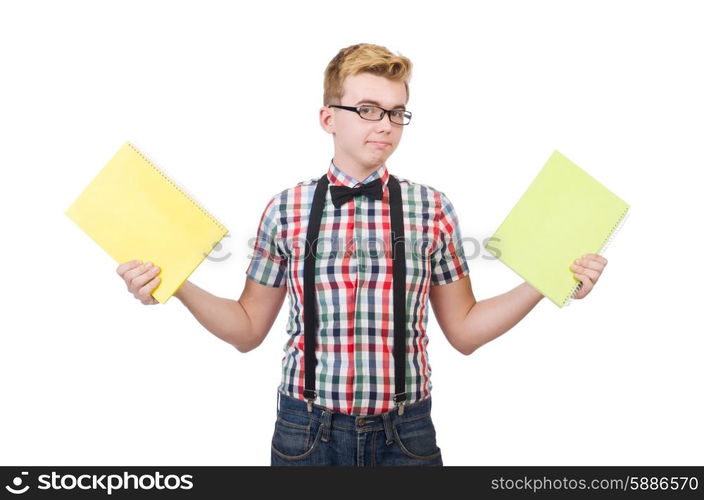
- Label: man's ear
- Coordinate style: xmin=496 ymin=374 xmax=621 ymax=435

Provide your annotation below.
xmin=319 ymin=106 xmax=334 ymax=134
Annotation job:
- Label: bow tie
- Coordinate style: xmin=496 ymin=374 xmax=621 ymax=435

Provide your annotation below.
xmin=330 ymin=178 xmax=384 ymax=208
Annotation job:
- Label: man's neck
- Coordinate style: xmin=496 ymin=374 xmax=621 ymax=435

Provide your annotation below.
xmin=332 ymin=156 xmax=383 ymax=183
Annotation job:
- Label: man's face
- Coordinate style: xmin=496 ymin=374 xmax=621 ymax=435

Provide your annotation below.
xmin=320 ymin=72 xmax=407 ymax=172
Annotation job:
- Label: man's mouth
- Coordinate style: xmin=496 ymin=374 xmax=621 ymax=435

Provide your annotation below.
xmin=368 ymin=141 xmax=391 ymax=147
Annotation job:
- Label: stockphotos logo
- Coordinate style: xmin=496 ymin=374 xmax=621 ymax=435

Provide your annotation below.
xmin=5 ymin=471 xmax=29 ymax=494
xmin=4 ymin=470 xmax=194 ymax=495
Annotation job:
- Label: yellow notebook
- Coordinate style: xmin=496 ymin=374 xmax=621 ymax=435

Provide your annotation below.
xmin=484 ymin=150 xmax=629 ymax=307
xmin=66 ymin=142 xmax=229 ymax=303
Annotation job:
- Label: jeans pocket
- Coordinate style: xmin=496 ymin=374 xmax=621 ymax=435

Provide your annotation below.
xmin=271 ymin=410 xmax=323 ymax=461
xmin=392 ymin=414 xmax=442 ymax=460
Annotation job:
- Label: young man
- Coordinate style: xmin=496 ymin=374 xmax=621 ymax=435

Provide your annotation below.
xmin=116 ymin=43 xmax=608 ymax=466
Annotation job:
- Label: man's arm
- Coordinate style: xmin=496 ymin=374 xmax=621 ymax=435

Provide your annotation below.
xmin=174 ymin=278 xmax=286 ymax=353
xmin=429 ymin=253 xmax=608 ymax=355
xmin=429 ymin=275 xmax=543 ymax=356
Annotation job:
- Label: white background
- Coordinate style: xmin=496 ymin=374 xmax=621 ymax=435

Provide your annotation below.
xmin=1 ymin=0 xmax=702 ymax=466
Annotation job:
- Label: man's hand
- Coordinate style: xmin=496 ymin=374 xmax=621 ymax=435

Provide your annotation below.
xmin=570 ymin=253 xmax=608 ymax=299
xmin=116 ymin=260 xmax=161 ymax=305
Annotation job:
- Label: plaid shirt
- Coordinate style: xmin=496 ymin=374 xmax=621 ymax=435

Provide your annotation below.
xmin=245 ymin=161 xmax=470 ymax=415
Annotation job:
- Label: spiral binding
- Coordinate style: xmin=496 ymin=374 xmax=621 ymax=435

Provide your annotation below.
xmin=125 ymin=142 xmax=228 ymax=233
xmin=562 ymin=205 xmax=630 ymax=307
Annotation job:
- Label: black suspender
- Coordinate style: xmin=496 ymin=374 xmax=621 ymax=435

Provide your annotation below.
xmin=302 ymin=174 xmax=328 ymax=411
xmin=388 ymin=174 xmax=408 ymax=413
xmin=302 ymin=173 xmax=408 ymax=415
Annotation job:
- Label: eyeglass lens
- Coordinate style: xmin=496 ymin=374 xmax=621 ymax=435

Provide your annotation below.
xmin=358 ymin=105 xmax=410 ymax=125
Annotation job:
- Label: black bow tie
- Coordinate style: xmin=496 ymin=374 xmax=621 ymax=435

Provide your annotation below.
xmin=330 ymin=178 xmax=384 ymax=208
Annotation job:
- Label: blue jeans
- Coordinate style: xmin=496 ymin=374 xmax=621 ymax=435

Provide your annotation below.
xmin=270 ymin=391 xmax=443 ymax=466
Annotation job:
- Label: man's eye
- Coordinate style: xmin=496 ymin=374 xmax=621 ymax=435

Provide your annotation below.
xmin=359 ymin=106 xmax=374 ymax=114
xmin=390 ymin=110 xmax=404 ymax=117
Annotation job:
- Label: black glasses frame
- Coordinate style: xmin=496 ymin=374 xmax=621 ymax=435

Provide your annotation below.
xmin=327 ymin=104 xmax=412 ymax=125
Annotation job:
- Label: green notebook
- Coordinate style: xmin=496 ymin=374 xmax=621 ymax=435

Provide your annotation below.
xmin=484 ymin=150 xmax=630 ymax=307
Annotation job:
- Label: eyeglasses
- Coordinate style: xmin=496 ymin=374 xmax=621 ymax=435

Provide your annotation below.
xmin=328 ymin=104 xmax=412 ymax=126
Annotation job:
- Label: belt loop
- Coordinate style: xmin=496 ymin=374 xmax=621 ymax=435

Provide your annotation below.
xmin=382 ymin=411 xmax=394 ymax=445
xmin=320 ymin=410 xmax=332 ymax=443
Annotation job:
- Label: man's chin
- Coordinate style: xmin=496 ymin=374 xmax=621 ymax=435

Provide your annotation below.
xmin=366 ymin=151 xmax=392 ymax=166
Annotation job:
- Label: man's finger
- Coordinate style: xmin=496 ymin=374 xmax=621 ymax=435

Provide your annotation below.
xmin=123 ymin=262 xmax=155 ymax=286
xmin=572 ymin=261 xmax=601 ymax=284
xmin=138 ymin=277 xmax=161 ymax=303
xmin=584 ymin=253 xmax=608 ymax=265
xmin=117 ymin=260 xmax=142 ymax=276
xmin=573 ymin=273 xmax=593 ymax=294
xmin=579 ymin=257 xmax=604 ymax=273
xmin=129 ymin=265 xmax=160 ymax=292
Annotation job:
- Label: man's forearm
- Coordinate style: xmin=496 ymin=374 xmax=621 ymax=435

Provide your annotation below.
xmin=457 ymin=281 xmax=544 ymax=354
xmin=173 ymin=281 xmax=255 ymax=351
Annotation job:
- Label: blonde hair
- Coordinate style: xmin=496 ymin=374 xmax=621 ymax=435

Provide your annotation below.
xmin=323 ymin=43 xmax=413 ymax=106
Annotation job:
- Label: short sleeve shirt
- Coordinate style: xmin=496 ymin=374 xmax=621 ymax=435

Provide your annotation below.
xmin=246 ymin=161 xmax=470 ymax=415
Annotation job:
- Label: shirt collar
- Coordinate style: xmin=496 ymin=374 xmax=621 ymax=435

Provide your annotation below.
xmin=326 ymin=159 xmax=390 ymax=189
